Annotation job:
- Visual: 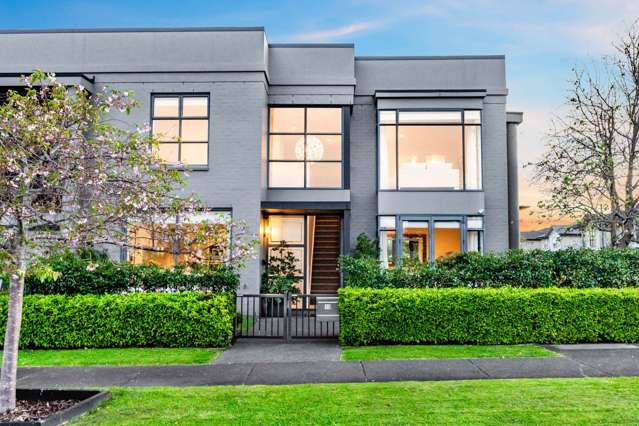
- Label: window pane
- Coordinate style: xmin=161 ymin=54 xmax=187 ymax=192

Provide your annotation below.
xmin=307 ymin=135 xmax=341 ymax=161
xmin=399 ymin=111 xmax=461 ymax=124
xmin=402 ymin=221 xmax=429 ymax=263
xmin=307 ymin=108 xmax=341 ymax=133
xmin=182 ymin=97 xmax=208 ymax=117
xmin=379 ymin=110 xmax=396 ymax=124
xmin=306 ymin=162 xmax=341 ymax=188
xmin=465 ymin=110 xmax=481 ymax=124
xmin=152 ymin=120 xmax=179 ymax=141
xmin=379 ymin=230 xmax=396 ymax=268
xmin=379 ymin=126 xmax=397 ymax=189
xmin=379 ymin=216 xmax=396 ymax=230
xmin=155 ymin=143 xmax=179 ymax=163
xmin=268 ymin=247 xmax=304 ymax=274
xmin=467 ymin=230 xmax=482 ymax=252
xmin=270 ymin=135 xmax=304 ymax=161
xmin=128 ymin=224 xmax=176 ymax=267
xmin=434 ymin=221 xmax=461 ymax=260
xmin=153 ymin=97 xmax=179 ymax=117
xmin=270 ymin=108 xmax=304 ymax=133
xmin=269 ymin=216 xmax=305 ymax=244
xmin=467 ymin=216 xmax=483 ymax=230
xmin=269 ymin=162 xmax=304 ymax=187
xmin=181 ymin=143 xmax=208 ymax=165
xmin=398 ymin=125 xmax=462 ymax=189
xmin=465 ymin=126 xmax=482 ymax=189
xmin=181 ymin=120 xmax=208 ymax=142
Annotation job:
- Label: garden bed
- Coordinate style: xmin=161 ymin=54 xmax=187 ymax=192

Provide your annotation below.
xmin=0 ymin=389 xmax=110 ymax=425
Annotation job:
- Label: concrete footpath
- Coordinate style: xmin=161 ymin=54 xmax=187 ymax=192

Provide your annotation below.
xmin=15 ymin=342 xmax=639 ymax=389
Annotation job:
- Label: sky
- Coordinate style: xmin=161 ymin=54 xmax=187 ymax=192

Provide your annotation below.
xmin=1 ymin=0 xmax=637 ymax=230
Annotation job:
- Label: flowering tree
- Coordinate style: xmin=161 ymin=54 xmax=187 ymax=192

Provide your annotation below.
xmin=0 ymin=71 xmax=256 ymax=412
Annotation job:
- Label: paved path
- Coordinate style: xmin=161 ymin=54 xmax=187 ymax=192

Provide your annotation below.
xmin=15 ymin=343 xmax=639 ymax=389
xmin=214 ymin=340 xmax=342 ymax=364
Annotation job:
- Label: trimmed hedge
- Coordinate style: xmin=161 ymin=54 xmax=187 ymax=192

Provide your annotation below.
xmin=339 ymin=287 xmax=639 ymax=346
xmin=0 ymin=292 xmax=234 ymax=349
xmin=18 ymin=251 xmax=239 ymax=295
xmin=341 ymin=248 xmax=639 ymax=289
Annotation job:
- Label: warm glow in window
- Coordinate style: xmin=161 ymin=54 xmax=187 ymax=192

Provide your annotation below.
xmin=151 ymin=95 xmax=209 ymax=166
xmin=269 ymin=107 xmax=343 ymax=188
xmin=379 ymin=110 xmax=482 ymax=190
xmin=128 ymin=211 xmax=230 ymax=267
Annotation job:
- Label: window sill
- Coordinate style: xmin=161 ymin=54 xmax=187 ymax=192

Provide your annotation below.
xmin=167 ymin=165 xmax=209 ymax=172
xmin=378 ymin=189 xmax=484 ymax=193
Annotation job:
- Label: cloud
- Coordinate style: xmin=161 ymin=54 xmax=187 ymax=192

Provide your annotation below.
xmin=289 ymin=21 xmax=384 ymax=42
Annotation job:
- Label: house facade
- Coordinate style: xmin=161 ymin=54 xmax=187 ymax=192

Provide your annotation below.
xmin=521 ymin=225 xmax=611 ymax=251
xmin=0 ymin=27 xmax=523 ymax=295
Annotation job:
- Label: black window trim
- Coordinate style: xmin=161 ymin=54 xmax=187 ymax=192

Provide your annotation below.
xmin=267 ymin=105 xmax=347 ymax=190
xmin=377 ymin=107 xmax=483 ymax=192
xmin=150 ymin=93 xmax=211 ymax=171
xmin=376 ymin=213 xmax=485 ymax=267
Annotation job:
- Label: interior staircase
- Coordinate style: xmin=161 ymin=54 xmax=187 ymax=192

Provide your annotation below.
xmin=310 ymin=215 xmax=341 ymax=294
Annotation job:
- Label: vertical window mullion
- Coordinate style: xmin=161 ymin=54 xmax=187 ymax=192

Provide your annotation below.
xmin=461 ymin=111 xmax=466 ymax=190
xmin=303 ymin=108 xmax=308 ymax=188
xmin=177 ymin=96 xmax=183 ymax=163
xmin=395 ymin=114 xmax=399 ymax=190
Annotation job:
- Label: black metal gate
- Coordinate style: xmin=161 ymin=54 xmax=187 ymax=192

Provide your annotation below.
xmin=235 ymin=294 xmax=339 ymax=340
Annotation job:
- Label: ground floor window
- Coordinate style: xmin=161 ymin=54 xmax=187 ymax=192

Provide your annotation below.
xmin=128 ymin=210 xmax=231 ymax=267
xmin=378 ymin=215 xmax=483 ymax=267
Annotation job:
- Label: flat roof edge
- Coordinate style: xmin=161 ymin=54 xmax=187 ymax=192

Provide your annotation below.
xmin=0 ymin=27 xmax=265 ymax=34
xmin=356 ymin=55 xmax=505 ymax=61
xmin=269 ymin=43 xmax=354 ymax=48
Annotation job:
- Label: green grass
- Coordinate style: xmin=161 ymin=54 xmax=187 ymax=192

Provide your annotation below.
xmin=74 ymin=378 xmax=639 ymax=425
xmin=12 ymin=348 xmax=221 ymax=367
xmin=341 ymin=344 xmax=557 ymax=361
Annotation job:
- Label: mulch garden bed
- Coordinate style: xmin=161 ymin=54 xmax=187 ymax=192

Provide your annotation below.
xmin=0 ymin=399 xmax=78 ymax=423
xmin=0 ymin=389 xmax=110 ymax=425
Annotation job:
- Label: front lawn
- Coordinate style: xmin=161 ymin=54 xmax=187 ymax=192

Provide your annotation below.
xmin=341 ymin=344 xmax=556 ymax=361
xmin=75 ymin=378 xmax=639 ymax=424
xmin=13 ymin=348 xmax=221 ymax=367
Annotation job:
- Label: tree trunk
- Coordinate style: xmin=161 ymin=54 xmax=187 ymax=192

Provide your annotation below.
xmin=0 ymin=244 xmax=26 ymax=413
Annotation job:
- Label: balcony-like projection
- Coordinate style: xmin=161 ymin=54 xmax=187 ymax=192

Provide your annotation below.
xmin=379 ymin=110 xmax=482 ymax=191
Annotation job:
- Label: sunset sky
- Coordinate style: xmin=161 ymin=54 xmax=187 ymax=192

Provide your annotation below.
xmin=2 ymin=0 xmax=636 ymax=231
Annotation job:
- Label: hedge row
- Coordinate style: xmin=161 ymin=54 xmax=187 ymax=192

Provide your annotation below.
xmin=17 ymin=251 xmax=239 ymax=295
xmin=342 ymin=248 xmax=639 ymax=289
xmin=339 ymin=287 xmax=639 ymax=346
xmin=0 ymin=292 xmax=234 ymax=348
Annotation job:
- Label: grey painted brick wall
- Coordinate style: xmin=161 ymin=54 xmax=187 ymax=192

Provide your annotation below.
xmin=481 ymin=97 xmax=509 ymax=252
xmin=349 ymin=98 xmax=378 ymax=248
xmin=95 ymin=74 xmax=267 ymax=294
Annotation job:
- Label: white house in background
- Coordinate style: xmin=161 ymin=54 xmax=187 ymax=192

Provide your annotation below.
xmin=521 ymin=224 xmax=611 ymax=251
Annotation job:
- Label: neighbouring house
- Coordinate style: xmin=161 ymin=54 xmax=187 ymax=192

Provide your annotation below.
xmin=0 ymin=27 xmax=523 ymax=296
xmin=521 ymin=224 xmax=611 ymax=251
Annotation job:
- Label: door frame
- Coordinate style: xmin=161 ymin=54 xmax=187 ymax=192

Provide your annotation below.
xmin=262 ymin=211 xmax=345 ymax=295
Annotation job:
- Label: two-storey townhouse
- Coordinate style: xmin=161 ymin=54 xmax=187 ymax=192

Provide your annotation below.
xmin=0 ymin=27 xmax=523 ymax=296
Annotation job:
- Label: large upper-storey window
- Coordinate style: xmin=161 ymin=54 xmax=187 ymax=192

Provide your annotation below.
xmin=379 ymin=110 xmax=482 ymax=190
xmin=268 ymin=107 xmax=343 ymax=188
xmin=151 ymin=95 xmax=209 ymax=167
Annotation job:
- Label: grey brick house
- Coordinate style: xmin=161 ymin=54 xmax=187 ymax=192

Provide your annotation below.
xmin=0 ymin=27 xmax=523 ymax=296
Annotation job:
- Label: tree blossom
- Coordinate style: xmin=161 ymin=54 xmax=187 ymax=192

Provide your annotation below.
xmin=0 ymin=71 xmax=257 ymax=412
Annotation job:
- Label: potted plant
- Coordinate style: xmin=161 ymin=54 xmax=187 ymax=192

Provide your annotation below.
xmin=260 ymin=242 xmax=301 ymax=317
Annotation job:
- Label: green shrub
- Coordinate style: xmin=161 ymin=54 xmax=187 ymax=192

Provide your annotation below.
xmin=0 ymin=292 xmax=234 ymax=348
xmin=21 ymin=251 xmax=239 ymax=295
xmin=339 ymin=287 xmax=639 ymax=345
xmin=342 ymin=248 xmax=639 ymax=289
